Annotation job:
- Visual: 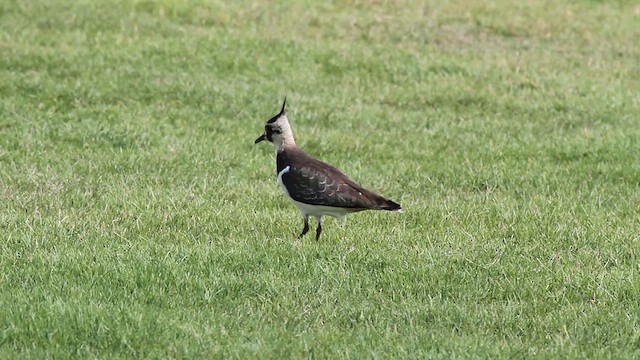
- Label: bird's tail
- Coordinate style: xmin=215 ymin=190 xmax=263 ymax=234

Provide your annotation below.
xmin=380 ymin=198 xmax=402 ymax=211
xmin=348 ymin=181 xmax=402 ymax=212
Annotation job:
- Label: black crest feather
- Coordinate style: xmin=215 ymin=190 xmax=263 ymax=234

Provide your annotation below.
xmin=267 ymin=96 xmax=287 ymax=123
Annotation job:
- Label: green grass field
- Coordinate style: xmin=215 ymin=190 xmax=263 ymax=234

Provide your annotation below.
xmin=2 ymin=0 xmax=640 ymax=358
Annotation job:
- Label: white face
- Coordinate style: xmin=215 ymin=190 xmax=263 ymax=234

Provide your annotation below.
xmin=255 ymin=114 xmax=294 ymax=147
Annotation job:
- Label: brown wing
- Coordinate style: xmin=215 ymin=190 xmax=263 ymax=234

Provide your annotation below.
xmin=280 ymin=150 xmax=400 ymax=210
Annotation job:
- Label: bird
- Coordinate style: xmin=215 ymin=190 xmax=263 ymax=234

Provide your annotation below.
xmin=254 ymin=98 xmax=402 ymax=241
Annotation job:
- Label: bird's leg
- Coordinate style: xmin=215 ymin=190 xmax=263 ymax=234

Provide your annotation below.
xmin=315 ymin=216 xmax=323 ymax=241
xmin=298 ymin=215 xmax=309 ymax=238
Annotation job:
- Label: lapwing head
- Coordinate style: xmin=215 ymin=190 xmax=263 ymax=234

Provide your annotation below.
xmin=254 ymin=97 xmax=295 ymax=149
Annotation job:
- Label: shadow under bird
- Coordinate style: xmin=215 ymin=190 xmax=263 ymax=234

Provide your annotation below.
xmin=255 ymin=98 xmax=401 ymax=240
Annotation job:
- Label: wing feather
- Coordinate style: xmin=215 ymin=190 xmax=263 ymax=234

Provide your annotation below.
xmin=277 ymin=147 xmax=399 ymax=210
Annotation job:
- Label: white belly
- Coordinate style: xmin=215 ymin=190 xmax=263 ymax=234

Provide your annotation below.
xmin=291 ymin=199 xmax=350 ymax=219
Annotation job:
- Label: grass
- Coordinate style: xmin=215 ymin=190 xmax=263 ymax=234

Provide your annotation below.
xmin=1 ymin=0 xmax=640 ymax=358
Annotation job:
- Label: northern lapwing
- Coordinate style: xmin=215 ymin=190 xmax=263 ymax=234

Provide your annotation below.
xmin=254 ymin=98 xmax=401 ymax=241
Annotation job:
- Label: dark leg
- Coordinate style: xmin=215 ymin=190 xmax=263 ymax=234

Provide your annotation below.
xmin=315 ymin=217 xmax=322 ymax=241
xmin=298 ymin=215 xmax=309 ymax=238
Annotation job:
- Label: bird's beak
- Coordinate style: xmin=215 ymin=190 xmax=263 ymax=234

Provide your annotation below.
xmin=254 ymin=133 xmax=267 ymax=144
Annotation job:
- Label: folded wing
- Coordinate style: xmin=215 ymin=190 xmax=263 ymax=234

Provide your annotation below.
xmin=281 ymin=162 xmax=399 ymax=210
